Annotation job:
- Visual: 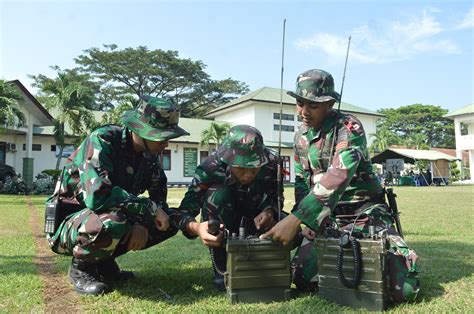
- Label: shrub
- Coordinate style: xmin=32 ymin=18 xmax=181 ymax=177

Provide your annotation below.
xmin=40 ymin=169 xmax=62 ymax=182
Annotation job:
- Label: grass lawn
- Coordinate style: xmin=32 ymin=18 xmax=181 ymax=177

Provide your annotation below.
xmin=1 ymin=185 xmax=473 ymax=312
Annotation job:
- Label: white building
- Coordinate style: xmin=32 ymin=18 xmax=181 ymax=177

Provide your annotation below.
xmin=0 ymin=80 xmax=54 ymax=186
xmin=205 ymin=87 xmax=383 ymax=183
xmin=445 ymin=104 xmax=474 ymax=182
xmin=1 ymin=82 xmax=383 ymax=185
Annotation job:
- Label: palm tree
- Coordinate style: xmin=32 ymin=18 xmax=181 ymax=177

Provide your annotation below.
xmin=0 ymin=80 xmax=26 ymax=129
xmin=200 ymin=122 xmax=231 ymax=153
xmin=369 ymin=128 xmax=394 ymax=153
xmin=32 ymin=68 xmax=95 ymax=169
xmin=404 ymin=133 xmax=428 ymax=150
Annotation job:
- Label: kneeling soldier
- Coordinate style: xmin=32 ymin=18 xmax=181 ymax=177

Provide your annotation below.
xmin=46 ymin=96 xmax=189 ymax=295
xmin=178 ymin=125 xmax=284 ymax=291
xmin=261 ymin=69 xmax=419 ymax=302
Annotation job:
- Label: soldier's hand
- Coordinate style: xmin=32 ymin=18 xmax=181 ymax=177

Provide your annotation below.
xmin=122 ymin=224 xmax=149 ymax=251
xmin=154 ymin=207 xmax=170 ymax=231
xmin=254 ymin=210 xmax=275 ymax=231
xmin=188 ymin=221 xmax=223 ymax=247
xmin=302 ymin=227 xmax=316 ymax=240
xmin=259 ymin=214 xmax=301 ymax=246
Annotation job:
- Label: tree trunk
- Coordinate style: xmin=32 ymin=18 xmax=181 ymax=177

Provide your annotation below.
xmin=55 ymin=146 xmax=64 ymax=170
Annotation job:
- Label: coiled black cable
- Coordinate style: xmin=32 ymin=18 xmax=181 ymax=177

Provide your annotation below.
xmin=336 ymin=234 xmax=362 ymax=288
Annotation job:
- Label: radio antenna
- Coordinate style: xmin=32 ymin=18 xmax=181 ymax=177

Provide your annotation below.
xmin=277 ymin=19 xmax=286 ymax=222
xmin=337 ymin=36 xmax=351 ymax=112
xmin=328 ymin=36 xmax=351 ymax=163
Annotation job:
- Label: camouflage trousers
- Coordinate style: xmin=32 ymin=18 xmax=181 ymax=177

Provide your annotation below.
xmin=47 ymin=208 xmax=178 ymax=263
xmin=292 ymin=202 xmax=420 ymax=302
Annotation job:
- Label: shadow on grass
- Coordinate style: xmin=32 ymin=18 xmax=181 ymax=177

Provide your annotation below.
xmin=112 ymin=264 xmax=226 ymax=304
xmin=112 ymin=239 xmax=473 ymax=308
xmin=409 ymin=240 xmax=473 ymax=302
xmin=0 ymin=254 xmax=38 ymax=275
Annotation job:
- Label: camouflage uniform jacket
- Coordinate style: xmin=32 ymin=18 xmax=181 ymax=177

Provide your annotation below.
xmin=292 ymin=109 xmax=382 ymax=232
xmin=47 ymin=125 xmax=170 ymax=226
xmin=178 ymin=148 xmax=284 ymax=227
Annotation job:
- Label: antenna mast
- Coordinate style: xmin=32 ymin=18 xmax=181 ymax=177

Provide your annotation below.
xmin=277 ymin=19 xmax=286 ymax=222
xmin=328 ymin=36 xmax=352 ymax=163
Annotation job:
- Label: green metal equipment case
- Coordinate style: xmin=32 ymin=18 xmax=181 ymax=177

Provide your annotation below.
xmin=225 ymin=235 xmax=291 ymax=303
xmin=315 ymin=237 xmax=389 ymax=311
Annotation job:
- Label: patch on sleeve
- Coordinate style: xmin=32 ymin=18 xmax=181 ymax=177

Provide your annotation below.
xmin=336 ymin=141 xmax=349 ymax=151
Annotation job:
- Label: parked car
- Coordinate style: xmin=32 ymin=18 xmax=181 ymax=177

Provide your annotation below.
xmin=0 ymin=162 xmax=16 ymax=182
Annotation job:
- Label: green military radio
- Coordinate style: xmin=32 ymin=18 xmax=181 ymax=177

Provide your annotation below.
xmin=316 ymin=228 xmax=390 ymax=311
xmin=223 ymin=225 xmax=292 ymax=304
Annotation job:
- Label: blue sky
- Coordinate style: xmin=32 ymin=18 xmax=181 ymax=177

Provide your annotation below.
xmin=1 ymin=0 xmax=472 ymax=113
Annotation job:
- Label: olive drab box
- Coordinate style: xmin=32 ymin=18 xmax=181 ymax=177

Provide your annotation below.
xmin=316 ymin=234 xmax=390 ymax=311
xmin=225 ymin=233 xmax=292 ymax=303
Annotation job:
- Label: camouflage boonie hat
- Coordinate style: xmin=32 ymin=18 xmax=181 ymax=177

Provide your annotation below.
xmin=122 ymin=96 xmax=189 ymax=141
xmin=287 ymin=69 xmax=341 ymax=103
xmin=217 ymin=125 xmax=268 ymax=168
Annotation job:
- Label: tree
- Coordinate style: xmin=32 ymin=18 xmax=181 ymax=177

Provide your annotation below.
xmin=403 ymin=133 xmax=429 ymax=150
xmin=75 ymin=44 xmax=249 ymax=117
xmin=200 ymin=122 xmax=231 ymax=153
xmin=30 ymin=67 xmax=96 ymax=169
xmin=100 ymin=101 xmax=134 ymax=125
xmin=377 ymin=104 xmax=454 ymax=148
xmin=0 ymin=80 xmax=26 ymax=128
xmin=369 ymin=128 xmax=401 ymax=153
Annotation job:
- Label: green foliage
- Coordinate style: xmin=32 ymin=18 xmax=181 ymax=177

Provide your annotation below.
xmin=403 ymin=133 xmax=429 ymax=150
xmin=414 ymin=160 xmax=430 ymax=172
xmin=377 ymin=104 xmax=454 ymax=148
xmin=449 ymin=162 xmax=461 ymax=182
xmin=40 ymin=169 xmax=62 ymax=181
xmin=100 ymin=100 xmax=134 ymax=125
xmin=0 ymin=80 xmax=26 ymax=128
xmin=200 ymin=122 xmax=231 ymax=152
xmin=30 ymin=67 xmax=97 ymax=169
xmin=369 ymin=128 xmax=401 ymax=153
xmin=75 ymin=44 xmax=249 ymax=118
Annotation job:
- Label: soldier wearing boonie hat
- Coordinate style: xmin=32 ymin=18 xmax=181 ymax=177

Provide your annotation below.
xmin=178 ymin=124 xmax=284 ymax=291
xmin=46 ymin=95 xmax=190 ymax=296
xmin=287 ymin=69 xmax=341 ymax=103
xmin=261 ymin=69 xmax=419 ymax=302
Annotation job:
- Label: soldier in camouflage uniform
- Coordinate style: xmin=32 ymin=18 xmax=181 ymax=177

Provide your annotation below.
xmin=261 ymin=70 xmax=419 ymax=301
xmin=178 ymin=125 xmax=284 ymax=291
xmin=46 ymin=96 xmax=189 ymax=295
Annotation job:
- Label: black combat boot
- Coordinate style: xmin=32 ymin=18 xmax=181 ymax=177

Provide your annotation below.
xmin=97 ymin=258 xmax=135 ymax=282
xmin=68 ymin=258 xmax=108 ymax=295
xmin=210 ymin=247 xmax=226 ymax=292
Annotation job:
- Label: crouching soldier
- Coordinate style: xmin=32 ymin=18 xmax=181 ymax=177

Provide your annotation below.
xmin=46 ymin=96 xmax=189 ymax=295
xmin=177 ymin=125 xmax=284 ymax=291
xmin=261 ymin=69 xmax=420 ymax=302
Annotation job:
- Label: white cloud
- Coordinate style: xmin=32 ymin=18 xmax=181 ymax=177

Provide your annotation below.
xmin=455 ymin=7 xmax=474 ymax=29
xmin=294 ymin=9 xmax=461 ymax=64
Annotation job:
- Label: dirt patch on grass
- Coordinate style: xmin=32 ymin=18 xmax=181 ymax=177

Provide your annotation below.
xmin=26 ymin=196 xmax=82 ymax=312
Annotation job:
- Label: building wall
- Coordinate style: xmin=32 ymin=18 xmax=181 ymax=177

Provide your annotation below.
xmin=214 ymin=105 xmax=256 ymax=127
xmin=454 ymin=115 xmax=474 ymax=150
xmin=165 ymin=143 xmax=211 ymax=184
xmin=0 ymin=134 xmax=71 ymax=178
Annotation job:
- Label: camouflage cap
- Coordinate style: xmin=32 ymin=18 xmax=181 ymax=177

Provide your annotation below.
xmin=217 ymin=125 xmax=268 ymax=168
xmin=287 ymin=69 xmax=341 ymax=103
xmin=122 ymin=96 xmax=189 ymax=141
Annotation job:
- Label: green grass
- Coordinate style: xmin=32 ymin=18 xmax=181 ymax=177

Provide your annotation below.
xmin=0 ymin=195 xmax=44 ymax=312
xmin=1 ymin=186 xmax=473 ymax=312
